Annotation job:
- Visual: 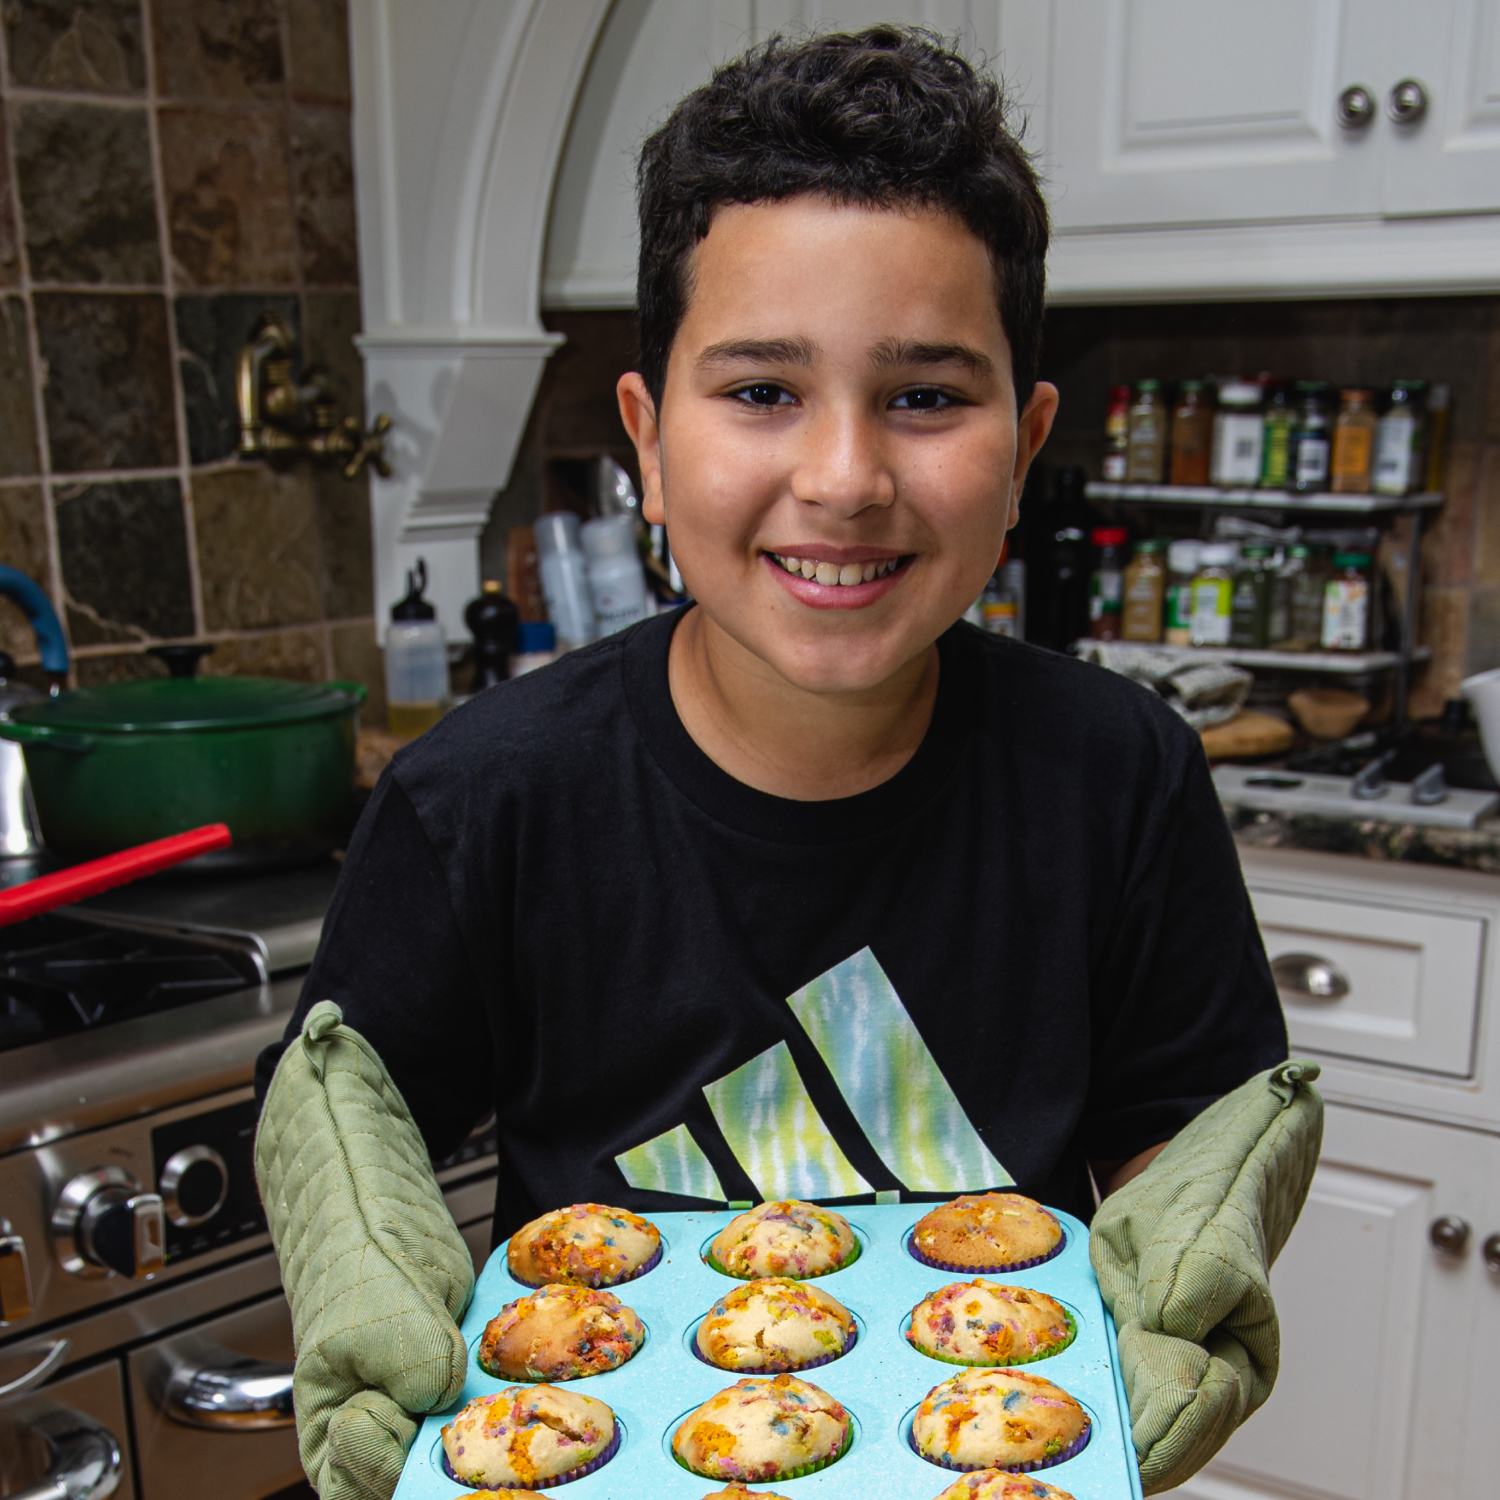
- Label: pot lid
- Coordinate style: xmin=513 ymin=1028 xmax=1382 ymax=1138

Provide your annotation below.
xmin=8 ymin=676 xmax=366 ymax=734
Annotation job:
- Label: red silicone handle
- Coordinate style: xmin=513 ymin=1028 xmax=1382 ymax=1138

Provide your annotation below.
xmin=0 ymin=823 xmax=233 ymax=929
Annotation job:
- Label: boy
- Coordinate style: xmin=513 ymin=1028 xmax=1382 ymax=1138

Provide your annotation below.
xmin=255 ymin=27 xmax=1317 ymax=1500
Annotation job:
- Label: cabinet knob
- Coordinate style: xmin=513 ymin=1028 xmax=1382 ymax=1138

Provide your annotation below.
xmin=1387 ymin=79 xmax=1429 ymax=125
xmin=1484 ymin=1234 xmax=1500 ymax=1274
xmin=1430 ymin=1215 xmax=1471 ymax=1256
xmin=1271 ymin=952 xmax=1350 ymax=999
xmin=1337 ymin=85 xmax=1376 ymax=129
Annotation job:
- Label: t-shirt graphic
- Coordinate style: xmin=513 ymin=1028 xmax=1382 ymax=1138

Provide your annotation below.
xmin=615 ymin=948 xmax=1012 ymax=1200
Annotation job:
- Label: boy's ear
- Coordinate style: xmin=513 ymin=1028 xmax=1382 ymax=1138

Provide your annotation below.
xmin=1008 ymin=380 xmax=1060 ymax=529
xmin=617 ymin=372 xmax=666 ymax=526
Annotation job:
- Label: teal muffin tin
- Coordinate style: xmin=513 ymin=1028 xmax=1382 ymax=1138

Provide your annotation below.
xmin=392 ymin=1203 xmax=1142 ymax=1499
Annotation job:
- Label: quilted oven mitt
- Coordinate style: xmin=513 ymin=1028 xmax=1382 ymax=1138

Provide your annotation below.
xmin=254 ymin=1001 xmax=475 ymax=1500
xmin=1090 ymin=1060 xmax=1323 ymax=1495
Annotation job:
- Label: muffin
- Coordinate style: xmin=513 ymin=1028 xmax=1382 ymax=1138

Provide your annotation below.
xmin=907 ymin=1280 xmax=1073 ymax=1366
xmin=911 ymin=1369 xmax=1089 ymax=1472
xmin=507 ymin=1203 xmax=661 ymax=1288
xmin=696 ymin=1277 xmax=856 ymax=1372
xmin=441 ymin=1384 xmax=617 ymax=1488
xmin=672 ymin=1374 xmax=851 ymax=1482
xmin=700 ymin=1488 xmax=793 ymax=1500
xmin=932 ymin=1473 xmax=1078 ymax=1500
xmin=708 ymin=1201 xmax=857 ymax=1279
xmin=477 ymin=1283 xmax=644 ymax=1381
xmin=910 ymin=1194 xmax=1063 ymax=1272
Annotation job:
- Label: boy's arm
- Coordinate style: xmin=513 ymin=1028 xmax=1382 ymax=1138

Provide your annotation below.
xmin=1091 ymin=1140 xmax=1170 ymax=1198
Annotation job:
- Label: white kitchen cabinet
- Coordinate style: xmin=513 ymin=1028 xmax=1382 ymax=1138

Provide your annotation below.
xmin=1180 ymin=1105 xmax=1500 ymax=1500
xmin=1213 ymin=846 xmax=1500 ymax=1500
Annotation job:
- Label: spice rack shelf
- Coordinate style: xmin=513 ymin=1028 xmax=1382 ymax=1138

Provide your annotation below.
xmin=1084 ymin=482 xmax=1445 ymax=514
xmin=1074 ymin=642 xmax=1432 ymax=675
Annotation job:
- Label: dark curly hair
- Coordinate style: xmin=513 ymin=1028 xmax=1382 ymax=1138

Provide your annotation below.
xmin=635 ymin=26 xmax=1049 ymax=411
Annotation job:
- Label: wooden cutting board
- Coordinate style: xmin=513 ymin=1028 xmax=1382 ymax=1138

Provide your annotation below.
xmin=1200 ymin=710 xmax=1295 ymax=760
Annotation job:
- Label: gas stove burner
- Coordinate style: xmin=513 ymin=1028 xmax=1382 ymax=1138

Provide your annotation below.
xmin=0 ymin=913 xmax=264 ymax=1055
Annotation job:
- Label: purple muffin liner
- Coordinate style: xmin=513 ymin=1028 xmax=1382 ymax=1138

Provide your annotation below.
xmin=511 ymin=1240 xmax=663 ymax=1290
xmin=905 ymin=1230 xmax=1066 ymax=1276
xmin=908 ymin=1416 xmax=1091 ymax=1475
xmin=690 ymin=1317 xmax=858 ymax=1372
xmin=441 ymin=1418 xmax=622 ymax=1490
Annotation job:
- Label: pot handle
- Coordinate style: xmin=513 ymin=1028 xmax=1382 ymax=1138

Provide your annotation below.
xmin=328 ymin=680 xmax=369 ymax=706
xmin=0 ymin=721 xmax=95 ymax=754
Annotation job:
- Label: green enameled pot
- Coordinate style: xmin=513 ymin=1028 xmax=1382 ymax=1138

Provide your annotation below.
xmin=0 ymin=676 xmax=366 ymax=868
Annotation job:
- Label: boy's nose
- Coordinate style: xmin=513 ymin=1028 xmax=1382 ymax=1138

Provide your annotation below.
xmin=790 ymin=409 xmax=896 ymax=517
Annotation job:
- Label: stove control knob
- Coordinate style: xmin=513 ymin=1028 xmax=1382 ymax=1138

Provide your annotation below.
xmin=0 ymin=1218 xmax=31 ymax=1323
xmin=159 ymin=1146 xmax=229 ymax=1228
xmin=52 ymin=1168 xmax=166 ymax=1280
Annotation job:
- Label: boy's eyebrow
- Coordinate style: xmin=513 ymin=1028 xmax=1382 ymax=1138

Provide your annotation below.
xmin=695 ymin=336 xmax=820 ymax=369
xmin=869 ymin=337 xmax=994 ymax=377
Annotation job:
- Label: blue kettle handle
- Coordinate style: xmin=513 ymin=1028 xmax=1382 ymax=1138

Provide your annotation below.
xmin=0 ymin=566 xmax=68 ymax=675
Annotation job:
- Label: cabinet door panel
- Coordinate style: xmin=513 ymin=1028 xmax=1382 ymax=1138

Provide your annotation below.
xmin=1178 ymin=1107 xmax=1500 ymax=1500
xmin=1048 ymin=0 xmax=1386 ymax=229
xmin=1382 ymin=0 xmax=1500 ymax=214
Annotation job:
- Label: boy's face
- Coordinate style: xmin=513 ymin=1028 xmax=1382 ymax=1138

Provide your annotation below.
xmin=618 ymin=196 xmax=1057 ymax=696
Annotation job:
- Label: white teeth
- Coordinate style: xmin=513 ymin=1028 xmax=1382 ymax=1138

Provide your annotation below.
xmin=838 ymin=563 xmax=863 ymax=586
xmin=800 ymin=559 xmax=818 ymax=579
xmin=782 ymin=555 xmax=801 ymax=572
xmin=861 ymin=562 xmax=877 ymax=582
xmin=815 ymin=562 xmax=840 ymax=585
xmin=772 ymin=553 xmax=904 ymax=583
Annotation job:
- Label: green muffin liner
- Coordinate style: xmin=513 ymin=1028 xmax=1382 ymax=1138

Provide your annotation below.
xmin=672 ymin=1421 xmax=854 ymax=1481
xmin=910 ymin=1308 xmax=1077 ymax=1368
xmin=704 ymin=1234 xmax=863 ymax=1281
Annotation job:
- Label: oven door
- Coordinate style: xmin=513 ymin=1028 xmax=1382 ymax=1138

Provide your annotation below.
xmin=128 ymin=1292 xmax=302 ymax=1500
xmin=0 ymin=1360 xmax=135 ymax=1500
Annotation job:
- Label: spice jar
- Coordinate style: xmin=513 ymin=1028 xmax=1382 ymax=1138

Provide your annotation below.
xmin=1169 ymin=381 xmax=1213 ymax=486
xmin=1190 ymin=543 xmax=1237 ymax=646
xmin=1288 ymin=382 xmax=1332 ymax=493
xmin=1373 ymin=380 xmax=1427 ymax=497
xmin=1164 ymin=539 xmax=1202 ymax=646
xmin=1126 ymin=382 xmax=1168 ymax=483
xmin=1211 ymin=381 xmax=1264 ymax=487
xmin=1321 ymin=551 xmax=1375 ymax=651
xmin=1259 ymin=382 xmax=1293 ymax=489
xmin=1089 ymin=527 xmax=1129 ymax=640
xmin=1102 ymin=384 xmax=1131 ymax=481
xmin=1331 ymin=389 xmax=1377 ymax=494
xmin=1229 ymin=544 xmax=1274 ymax=649
xmin=1290 ymin=544 xmax=1332 ymax=647
xmin=1122 ymin=537 xmax=1167 ymax=641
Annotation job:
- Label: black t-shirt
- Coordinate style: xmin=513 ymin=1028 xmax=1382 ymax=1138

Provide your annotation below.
xmin=256 ymin=610 xmax=1286 ymax=1239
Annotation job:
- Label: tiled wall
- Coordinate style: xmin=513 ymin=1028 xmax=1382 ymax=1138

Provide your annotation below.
xmin=0 ymin=0 xmax=384 ymax=716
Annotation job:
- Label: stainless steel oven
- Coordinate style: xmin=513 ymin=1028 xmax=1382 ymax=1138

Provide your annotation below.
xmin=0 ymin=862 xmax=498 ymax=1500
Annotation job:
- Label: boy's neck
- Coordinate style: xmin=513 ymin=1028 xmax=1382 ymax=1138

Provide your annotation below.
xmin=666 ymin=607 xmax=941 ymax=801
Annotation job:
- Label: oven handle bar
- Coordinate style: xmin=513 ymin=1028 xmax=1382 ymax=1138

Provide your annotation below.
xmin=162 ymin=1354 xmax=296 ymax=1430
xmin=9 ymin=1408 xmax=122 ymax=1500
xmin=0 ymin=1337 xmax=70 ymax=1398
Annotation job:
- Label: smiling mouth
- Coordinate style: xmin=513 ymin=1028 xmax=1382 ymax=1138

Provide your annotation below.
xmin=767 ymin=553 xmax=910 ymax=586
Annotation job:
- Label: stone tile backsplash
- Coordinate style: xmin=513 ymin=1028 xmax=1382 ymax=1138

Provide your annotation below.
xmin=0 ymin=0 xmax=377 ymax=702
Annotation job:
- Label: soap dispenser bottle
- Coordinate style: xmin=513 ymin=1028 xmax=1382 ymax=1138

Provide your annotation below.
xmin=385 ymin=558 xmax=448 ymax=736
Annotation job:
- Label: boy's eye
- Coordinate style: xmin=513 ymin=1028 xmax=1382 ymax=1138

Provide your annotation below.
xmin=731 ymin=382 xmax=794 ymax=407
xmin=891 ymin=387 xmax=960 ymax=411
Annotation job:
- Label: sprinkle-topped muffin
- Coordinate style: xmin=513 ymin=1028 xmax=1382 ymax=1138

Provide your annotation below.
xmin=907 ymin=1280 xmax=1073 ymax=1366
xmin=441 ymin=1384 xmax=617 ymax=1488
xmin=708 ymin=1201 xmax=857 ymax=1279
xmin=700 ymin=1487 xmax=794 ymax=1500
xmin=911 ymin=1369 xmax=1089 ymax=1473
xmin=507 ymin=1203 xmax=661 ymax=1288
xmin=932 ymin=1472 xmax=1078 ymax=1500
xmin=910 ymin=1194 xmax=1063 ymax=1273
xmin=672 ymin=1373 xmax=851 ymax=1482
xmin=477 ymin=1283 xmax=644 ymax=1381
xmin=695 ymin=1277 xmax=855 ymax=1372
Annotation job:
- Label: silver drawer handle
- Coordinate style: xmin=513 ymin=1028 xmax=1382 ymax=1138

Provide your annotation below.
xmin=8 ymin=1408 xmax=122 ymax=1500
xmin=0 ymin=1337 xmax=70 ymax=1398
xmin=162 ymin=1355 xmax=296 ymax=1430
xmin=1271 ymin=952 xmax=1351 ymax=1000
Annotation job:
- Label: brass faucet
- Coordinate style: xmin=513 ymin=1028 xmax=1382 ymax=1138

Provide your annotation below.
xmin=236 ymin=312 xmax=393 ymax=480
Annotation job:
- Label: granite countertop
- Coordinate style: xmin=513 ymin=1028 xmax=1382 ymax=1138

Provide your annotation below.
xmin=1225 ymin=802 xmax=1500 ymax=874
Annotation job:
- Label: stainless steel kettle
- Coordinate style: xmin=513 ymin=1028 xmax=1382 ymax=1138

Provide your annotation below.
xmin=0 ymin=566 xmax=70 ymax=860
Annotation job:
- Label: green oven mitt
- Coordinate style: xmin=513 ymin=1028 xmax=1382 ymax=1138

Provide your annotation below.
xmin=254 ymin=1002 xmax=475 ymax=1500
xmin=1090 ymin=1060 xmax=1323 ymax=1495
